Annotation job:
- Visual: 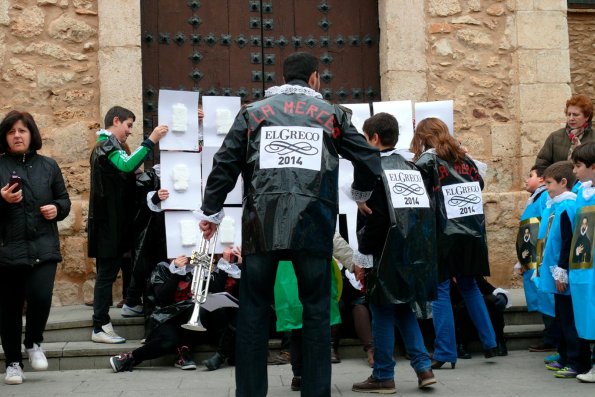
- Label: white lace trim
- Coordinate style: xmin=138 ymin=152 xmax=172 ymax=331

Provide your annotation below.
xmin=146 ymin=191 xmax=163 ymax=213
xmin=264 ymin=84 xmax=323 ymax=99
xmin=194 ymin=209 xmax=225 ymax=224
xmin=353 ymin=251 xmax=374 ymax=269
xmin=550 ymin=265 xmax=568 ymax=284
xmin=217 ymin=258 xmax=241 ymax=279
xmin=492 ymin=288 xmax=512 ymax=309
xmin=526 ymin=185 xmax=547 ymax=205
xmin=351 ymin=188 xmax=372 ymax=203
xmin=581 ymin=180 xmax=595 ymax=201
xmin=168 ymin=261 xmax=194 ymax=275
xmin=96 ymin=129 xmax=112 ymax=136
xmin=546 ymin=191 xmax=576 ymax=208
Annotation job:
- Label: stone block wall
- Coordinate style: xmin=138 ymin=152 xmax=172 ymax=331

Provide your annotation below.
xmin=568 ymin=10 xmax=595 ymax=99
xmin=0 ymin=0 xmax=103 ymax=305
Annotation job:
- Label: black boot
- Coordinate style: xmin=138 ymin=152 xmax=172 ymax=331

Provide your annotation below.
xmin=496 ymin=339 xmax=508 ymax=356
xmin=457 ymin=344 xmax=472 ymax=359
xmin=203 ymin=352 xmax=225 ymax=371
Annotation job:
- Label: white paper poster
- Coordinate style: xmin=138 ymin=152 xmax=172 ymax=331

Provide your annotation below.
xmin=259 ymin=126 xmax=323 ymax=171
xmin=337 ymin=158 xmax=359 ymax=251
xmin=441 ymin=181 xmax=483 ymax=219
xmin=165 ymin=210 xmax=201 ymax=258
xmin=158 ymin=89 xmax=200 ymax=151
xmin=160 ymin=151 xmax=202 ymax=210
xmin=373 ymin=100 xmax=414 ymax=150
xmin=384 ymin=169 xmax=430 ymax=208
xmin=342 ymin=103 xmax=371 ymax=135
xmin=201 ymin=146 xmax=243 ymax=205
xmin=202 ymin=96 xmax=241 ymax=148
xmin=414 ymin=100 xmax=454 ymax=136
xmin=213 ymin=206 xmax=243 ymax=253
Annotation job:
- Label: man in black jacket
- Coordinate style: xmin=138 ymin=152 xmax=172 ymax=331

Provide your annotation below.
xmin=199 ymin=52 xmax=382 ymax=397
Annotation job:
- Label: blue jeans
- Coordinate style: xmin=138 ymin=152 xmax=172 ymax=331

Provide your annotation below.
xmin=432 ymin=277 xmax=496 ymax=362
xmin=235 ymin=251 xmax=331 ymax=397
xmin=370 ymin=303 xmax=431 ymax=381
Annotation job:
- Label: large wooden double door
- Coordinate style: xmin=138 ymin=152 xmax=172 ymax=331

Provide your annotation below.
xmin=141 ymin=0 xmax=380 ymax=137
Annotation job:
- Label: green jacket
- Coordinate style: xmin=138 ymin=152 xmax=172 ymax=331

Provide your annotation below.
xmin=535 ymin=126 xmax=595 ymax=168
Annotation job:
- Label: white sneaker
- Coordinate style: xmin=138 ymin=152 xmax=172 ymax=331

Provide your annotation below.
xmin=91 ymin=322 xmax=126 ymax=344
xmin=121 ymin=304 xmax=144 ymax=317
xmin=577 ymin=366 xmax=595 ymax=383
xmin=26 ymin=343 xmax=48 ymax=370
xmin=5 ymin=362 xmax=25 ymax=385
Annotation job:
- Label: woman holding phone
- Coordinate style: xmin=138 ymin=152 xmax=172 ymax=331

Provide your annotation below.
xmin=0 ymin=110 xmax=71 ymax=385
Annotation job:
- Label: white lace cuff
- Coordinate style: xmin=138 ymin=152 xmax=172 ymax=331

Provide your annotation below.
xmin=194 ymin=209 xmax=225 ymax=224
xmin=169 ymin=261 xmax=193 ymax=275
xmin=492 ymin=288 xmax=512 ymax=309
xmin=264 ymin=84 xmax=323 ymax=99
xmin=146 ymin=191 xmax=163 ymax=213
xmin=513 ymin=262 xmax=521 ymax=271
xmin=217 ymin=258 xmax=241 ymax=279
xmin=351 ymin=188 xmax=372 ymax=203
xmin=550 ymin=266 xmax=568 ymax=284
xmin=353 ymin=251 xmax=374 ymax=269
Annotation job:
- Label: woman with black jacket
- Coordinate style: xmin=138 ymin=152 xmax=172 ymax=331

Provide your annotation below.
xmin=0 ymin=110 xmax=71 ymax=385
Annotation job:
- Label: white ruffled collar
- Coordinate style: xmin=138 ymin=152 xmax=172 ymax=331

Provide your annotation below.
xmin=527 ymin=185 xmax=547 ymax=205
xmin=264 ymin=84 xmax=322 ymax=99
xmin=546 ymin=191 xmax=576 ymax=208
xmin=96 ymin=129 xmax=112 ymax=136
xmin=581 ymin=180 xmax=595 ymax=201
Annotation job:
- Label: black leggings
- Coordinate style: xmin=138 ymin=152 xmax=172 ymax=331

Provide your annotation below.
xmin=0 ymin=262 xmax=57 ymax=367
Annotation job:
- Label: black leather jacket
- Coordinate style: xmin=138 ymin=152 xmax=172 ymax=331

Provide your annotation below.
xmin=202 ymin=81 xmax=382 ymax=256
xmin=0 ymin=151 xmax=71 ymax=267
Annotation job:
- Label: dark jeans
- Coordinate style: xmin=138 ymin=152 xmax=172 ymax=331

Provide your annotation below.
xmin=542 ymin=313 xmax=561 ymax=347
xmin=0 ymin=262 xmax=57 ymax=366
xmin=554 ymin=293 xmax=591 ymax=373
xmin=235 ymin=251 xmax=331 ymax=397
xmin=93 ymin=256 xmax=125 ymax=329
xmin=132 ymin=317 xmax=200 ymax=364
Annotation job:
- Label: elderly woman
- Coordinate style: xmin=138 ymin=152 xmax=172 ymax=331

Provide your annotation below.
xmin=0 ymin=111 xmax=71 ymax=385
xmin=535 ymin=94 xmax=594 ymax=168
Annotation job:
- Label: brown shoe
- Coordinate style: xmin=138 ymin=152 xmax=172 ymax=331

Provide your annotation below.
xmin=352 ymin=376 xmax=396 ymax=394
xmin=331 ymin=348 xmax=341 ymax=364
xmin=417 ymin=369 xmax=437 ymax=389
xmin=268 ymin=350 xmax=290 ymax=365
xmin=529 ymin=343 xmax=557 ymax=352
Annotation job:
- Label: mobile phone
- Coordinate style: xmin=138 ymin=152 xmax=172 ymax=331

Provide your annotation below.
xmin=8 ymin=174 xmax=22 ymax=193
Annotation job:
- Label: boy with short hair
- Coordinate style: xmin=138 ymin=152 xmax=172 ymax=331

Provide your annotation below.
xmin=539 ymin=161 xmax=590 ymax=378
xmin=88 ymin=106 xmax=169 ymax=343
xmin=517 ymin=165 xmax=558 ymax=354
xmin=569 ymin=143 xmax=595 ymax=382
xmin=351 ymin=113 xmax=437 ymax=393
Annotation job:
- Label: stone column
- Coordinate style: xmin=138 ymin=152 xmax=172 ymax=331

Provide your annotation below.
xmin=97 ymin=0 xmax=143 ymax=147
xmin=378 ymin=0 xmax=427 ymax=100
xmin=516 ymin=0 xmax=572 ymax=174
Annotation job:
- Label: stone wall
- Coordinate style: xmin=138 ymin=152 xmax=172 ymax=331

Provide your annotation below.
xmin=568 ymin=9 xmax=595 ymax=99
xmin=0 ymin=0 xmax=100 ymax=305
xmin=379 ymin=0 xmax=573 ymax=287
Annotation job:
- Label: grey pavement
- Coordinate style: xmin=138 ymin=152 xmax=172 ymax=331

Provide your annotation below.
xmin=2 ymin=350 xmax=594 ymax=396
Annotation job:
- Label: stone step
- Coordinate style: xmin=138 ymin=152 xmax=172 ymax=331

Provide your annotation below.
xmin=1 ymin=324 xmax=547 ymax=371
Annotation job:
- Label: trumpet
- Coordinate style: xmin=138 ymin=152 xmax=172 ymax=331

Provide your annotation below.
xmin=181 ymin=231 xmax=218 ymax=332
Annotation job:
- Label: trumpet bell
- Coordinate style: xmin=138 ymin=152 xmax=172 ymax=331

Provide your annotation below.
xmin=181 ymin=323 xmax=207 ymax=332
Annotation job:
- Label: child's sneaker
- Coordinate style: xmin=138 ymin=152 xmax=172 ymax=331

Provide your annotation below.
xmin=577 ymin=366 xmax=595 ymax=383
xmin=174 ymin=346 xmax=196 ymax=370
xmin=555 ymin=367 xmax=579 ymax=378
xmin=121 ymin=304 xmax=144 ymax=317
xmin=546 ymin=361 xmax=564 ymax=371
xmin=544 ymin=352 xmax=560 ymax=363
xmin=92 ymin=323 xmax=126 ymax=344
xmin=109 ymin=352 xmax=135 ymax=373
xmin=4 ymin=362 xmax=25 ymax=385
xmin=26 ymin=343 xmax=48 ymax=371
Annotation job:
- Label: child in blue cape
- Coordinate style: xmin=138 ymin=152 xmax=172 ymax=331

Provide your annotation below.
xmin=516 ymin=165 xmax=558 ymax=354
xmin=539 ymin=161 xmax=590 ymax=379
xmin=570 ymin=142 xmax=595 ymax=383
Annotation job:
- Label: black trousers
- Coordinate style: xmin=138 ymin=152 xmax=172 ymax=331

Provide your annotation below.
xmin=0 ymin=262 xmax=57 ymax=367
xmin=93 ymin=256 xmax=126 ymax=329
xmin=235 ymin=251 xmax=331 ymax=397
xmin=555 ymin=293 xmax=591 ymax=373
xmin=132 ymin=317 xmax=201 ymax=364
